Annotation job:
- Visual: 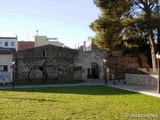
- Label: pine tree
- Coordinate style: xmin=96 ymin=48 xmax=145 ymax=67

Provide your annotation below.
xmin=91 ymin=0 xmax=160 ymax=71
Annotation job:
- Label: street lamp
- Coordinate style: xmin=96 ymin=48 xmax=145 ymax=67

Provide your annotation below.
xmin=103 ymin=58 xmax=108 ymax=85
xmin=156 ymin=53 xmax=160 ymax=93
xmin=11 ymin=61 xmax=16 ymax=89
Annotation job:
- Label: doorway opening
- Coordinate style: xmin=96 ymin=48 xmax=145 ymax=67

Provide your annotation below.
xmin=91 ymin=62 xmax=99 ymax=79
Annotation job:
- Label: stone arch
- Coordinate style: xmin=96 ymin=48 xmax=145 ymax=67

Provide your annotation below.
xmin=28 ymin=66 xmax=48 ymax=83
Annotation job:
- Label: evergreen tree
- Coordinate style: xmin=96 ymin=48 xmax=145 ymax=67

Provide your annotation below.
xmin=91 ymin=0 xmax=160 ymax=71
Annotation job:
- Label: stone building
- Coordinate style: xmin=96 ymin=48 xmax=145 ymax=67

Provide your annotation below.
xmin=13 ymin=44 xmax=108 ymax=82
xmin=74 ymin=50 xmax=107 ymax=80
xmin=13 ymin=44 xmax=150 ymax=82
xmin=14 ymin=45 xmax=78 ymax=82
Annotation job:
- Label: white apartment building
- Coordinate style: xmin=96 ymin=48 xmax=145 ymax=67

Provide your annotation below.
xmin=0 ymin=37 xmax=18 ymax=51
xmin=83 ymin=37 xmax=93 ymax=51
xmin=0 ymin=37 xmax=17 ymax=84
xmin=0 ymin=53 xmax=13 ymax=84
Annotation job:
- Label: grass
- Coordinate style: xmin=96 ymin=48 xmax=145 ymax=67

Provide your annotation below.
xmin=0 ymin=86 xmax=160 ymax=120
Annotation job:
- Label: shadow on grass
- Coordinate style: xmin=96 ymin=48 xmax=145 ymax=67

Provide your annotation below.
xmin=0 ymin=96 xmax=58 ymax=103
xmin=0 ymin=86 xmax=138 ymax=96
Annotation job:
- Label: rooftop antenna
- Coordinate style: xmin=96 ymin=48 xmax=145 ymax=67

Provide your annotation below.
xmin=35 ymin=30 xmax=38 ymax=47
xmin=15 ymin=33 xmax=17 ymax=38
xmin=27 ymin=32 xmax=29 ymax=40
xmin=36 ymin=30 xmax=38 ymax=36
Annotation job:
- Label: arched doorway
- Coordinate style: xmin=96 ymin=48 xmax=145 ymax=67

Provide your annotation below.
xmin=28 ymin=66 xmax=48 ymax=83
xmin=91 ymin=62 xmax=99 ymax=79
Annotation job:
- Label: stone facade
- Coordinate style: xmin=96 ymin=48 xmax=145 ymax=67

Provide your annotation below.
xmin=14 ymin=45 xmax=108 ymax=82
xmin=74 ymin=50 xmax=107 ymax=80
xmin=14 ymin=45 xmax=79 ymax=81
xmin=13 ymin=44 xmax=150 ymax=82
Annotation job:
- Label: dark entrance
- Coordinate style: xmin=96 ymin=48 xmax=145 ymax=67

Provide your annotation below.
xmin=91 ymin=62 xmax=99 ymax=79
xmin=87 ymin=68 xmax=91 ymax=78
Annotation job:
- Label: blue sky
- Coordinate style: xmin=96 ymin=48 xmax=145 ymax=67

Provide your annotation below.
xmin=0 ymin=0 xmax=100 ymax=48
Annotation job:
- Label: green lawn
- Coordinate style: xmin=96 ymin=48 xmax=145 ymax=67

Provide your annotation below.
xmin=0 ymin=86 xmax=159 ymax=120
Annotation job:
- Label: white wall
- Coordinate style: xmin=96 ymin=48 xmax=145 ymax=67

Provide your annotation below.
xmin=83 ymin=37 xmax=93 ymax=51
xmin=0 ymin=54 xmax=13 ymax=83
xmin=0 ymin=37 xmax=18 ymax=51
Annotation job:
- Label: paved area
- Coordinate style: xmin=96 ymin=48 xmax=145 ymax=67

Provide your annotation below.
xmin=109 ymin=80 xmax=160 ymax=98
xmin=0 ymin=79 xmax=160 ymax=98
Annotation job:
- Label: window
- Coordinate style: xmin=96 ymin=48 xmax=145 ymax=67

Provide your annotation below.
xmin=5 ymin=42 xmax=8 ymax=46
xmin=4 ymin=66 xmax=7 ymax=71
xmin=42 ymin=51 xmax=46 ymax=56
xmin=0 ymin=65 xmax=8 ymax=72
xmin=0 ymin=66 xmax=4 ymax=71
xmin=11 ymin=42 xmax=14 ymax=46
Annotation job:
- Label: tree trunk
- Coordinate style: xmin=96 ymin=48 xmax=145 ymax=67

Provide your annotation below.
xmin=156 ymin=0 xmax=160 ymax=53
xmin=148 ymin=32 xmax=157 ymax=72
xmin=142 ymin=0 xmax=157 ymax=72
xmin=150 ymin=44 xmax=157 ymax=72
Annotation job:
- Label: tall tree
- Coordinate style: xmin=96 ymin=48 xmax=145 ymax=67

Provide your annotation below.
xmin=90 ymin=0 xmax=160 ymax=71
xmin=90 ymin=0 xmax=131 ymax=50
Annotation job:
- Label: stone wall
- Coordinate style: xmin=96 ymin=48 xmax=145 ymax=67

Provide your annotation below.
xmin=14 ymin=45 xmax=79 ymax=81
xmin=74 ymin=50 xmax=107 ymax=80
xmin=125 ymin=73 xmax=157 ymax=87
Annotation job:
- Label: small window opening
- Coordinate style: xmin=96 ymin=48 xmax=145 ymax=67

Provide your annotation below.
xmin=43 ymin=51 xmax=46 ymax=56
xmin=5 ymin=42 xmax=8 ymax=46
